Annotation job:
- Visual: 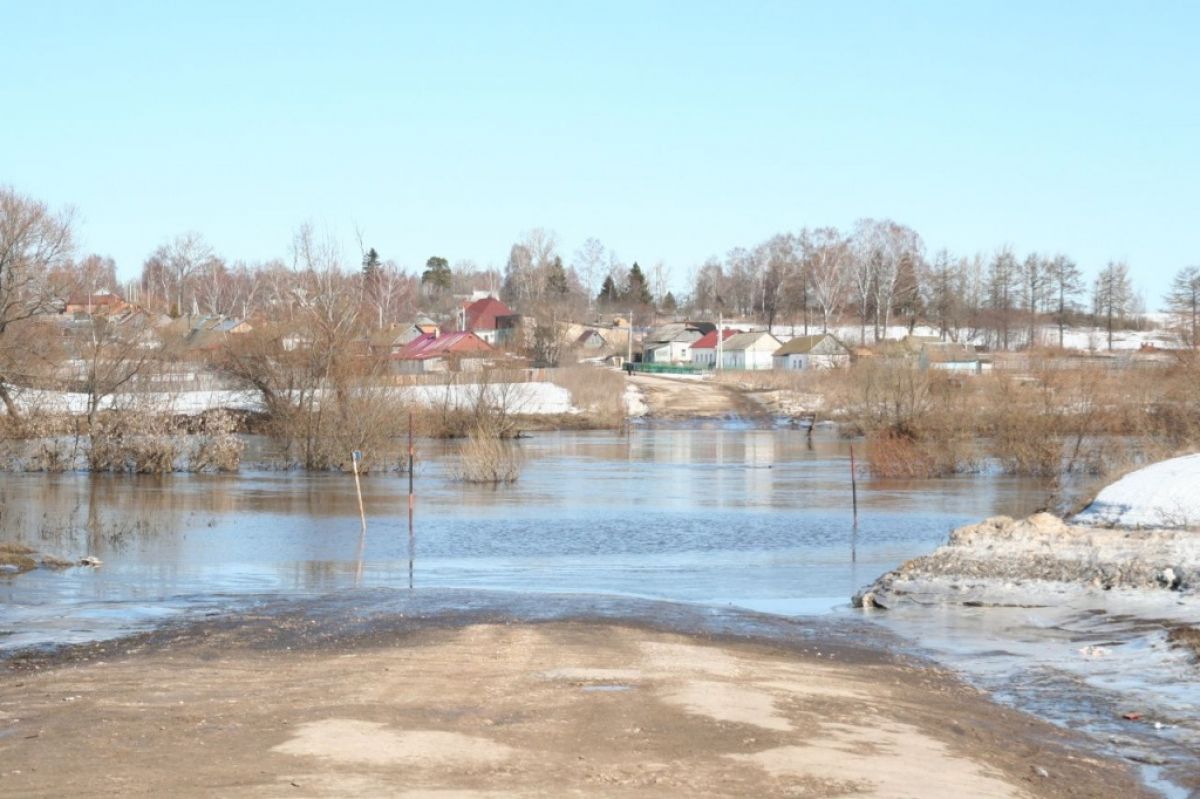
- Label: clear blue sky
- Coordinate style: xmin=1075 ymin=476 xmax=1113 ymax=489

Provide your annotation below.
xmin=2 ymin=1 xmax=1196 ymax=307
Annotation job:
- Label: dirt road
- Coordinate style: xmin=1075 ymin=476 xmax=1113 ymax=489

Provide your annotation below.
xmin=627 ymin=373 xmax=768 ymax=420
xmin=0 ymin=607 xmax=1151 ymax=798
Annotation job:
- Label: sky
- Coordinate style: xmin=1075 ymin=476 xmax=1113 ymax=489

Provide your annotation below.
xmin=2 ymin=1 xmax=1197 ymax=308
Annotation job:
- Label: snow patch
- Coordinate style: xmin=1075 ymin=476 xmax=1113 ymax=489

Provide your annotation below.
xmin=1074 ymin=453 xmax=1200 ymax=529
xmin=624 ymin=383 xmax=648 ymax=417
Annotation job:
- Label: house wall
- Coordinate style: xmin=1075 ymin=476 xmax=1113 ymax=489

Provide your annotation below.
xmin=691 ymin=348 xmax=716 ymax=367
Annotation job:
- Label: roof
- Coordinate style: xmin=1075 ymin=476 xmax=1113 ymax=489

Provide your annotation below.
xmin=463 ymin=297 xmax=515 ymax=331
xmin=774 ymin=334 xmax=848 ymax=356
xmin=393 ymin=331 xmax=495 ymax=361
xmin=722 ymin=331 xmax=781 ymax=351
xmin=574 ymin=329 xmax=606 ymax=344
xmin=644 ymin=323 xmax=703 ymax=345
xmin=690 ymin=329 xmax=738 ymax=350
xmin=65 ymin=290 xmax=124 ymax=308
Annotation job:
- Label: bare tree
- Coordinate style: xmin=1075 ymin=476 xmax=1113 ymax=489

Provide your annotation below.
xmin=572 ymin=237 xmax=607 ymax=305
xmin=0 ymin=187 xmax=75 ymax=416
xmin=805 ymin=227 xmax=850 ymax=334
xmin=1165 ymin=265 xmax=1200 ymax=348
xmin=987 ymin=247 xmax=1019 ymax=350
xmin=1093 ymin=260 xmax=1132 ymax=351
xmin=1044 ymin=254 xmax=1083 ymax=348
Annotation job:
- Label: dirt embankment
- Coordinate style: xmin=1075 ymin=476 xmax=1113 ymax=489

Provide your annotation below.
xmin=627 ymin=374 xmax=770 ymax=420
xmin=855 ymin=513 xmax=1199 ymax=609
xmin=0 ymin=615 xmax=1150 ymax=798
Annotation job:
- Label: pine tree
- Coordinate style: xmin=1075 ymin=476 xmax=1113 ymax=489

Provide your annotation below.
xmin=362 ymin=248 xmax=381 ymax=278
xmin=626 ymin=262 xmax=652 ymax=305
xmin=662 ymin=291 xmax=677 ymax=313
xmin=421 ymin=256 xmax=452 ymax=293
xmin=544 ymin=256 xmax=569 ymax=295
xmin=597 ymin=275 xmax=620 ymax=306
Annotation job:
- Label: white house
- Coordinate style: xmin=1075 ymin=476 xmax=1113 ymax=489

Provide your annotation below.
xmin=720 ymin=331 xmax=781 ymax=370
xmin=772 ymin=334 xmax=851 ymax=370
xmin=642 ymin=323 xmax=705 ymax=364
xmin=688 ymin=328 xmax=737 ymax=368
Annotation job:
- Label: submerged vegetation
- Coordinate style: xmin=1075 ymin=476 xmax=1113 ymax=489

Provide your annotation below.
xmin=821 ymin=355 xmax=1200 ymax=488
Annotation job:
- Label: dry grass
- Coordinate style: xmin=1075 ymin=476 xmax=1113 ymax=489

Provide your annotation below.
xmin=1167 ymin=625 xmax=1200 ymax=662
xmin=452 ymin=429 xmax=523 ymax=483
xmin=830 ymin=354 xmax=1200 ymax=481
xmin=548 ymin=366 xmax=626 ymax=426
xmin=0 ymin=541 xmax=37 ymax=573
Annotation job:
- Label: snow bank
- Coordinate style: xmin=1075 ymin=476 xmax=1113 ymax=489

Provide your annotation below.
xmin=2 ymin=382 xmax=577 ymax=417
xmin=624 ymin=383 xmax=648 ymax=417
xmin=855 ymin=513 xmax=1200 ymax=609
xmin=1073 ymin=454 xmax=1200 ymax=529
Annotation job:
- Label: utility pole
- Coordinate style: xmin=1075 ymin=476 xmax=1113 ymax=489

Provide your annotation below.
xmin=627 ymin=309 xmax=633 ymax=366
xmin=716 ymin=315 xmax=723 ymax=371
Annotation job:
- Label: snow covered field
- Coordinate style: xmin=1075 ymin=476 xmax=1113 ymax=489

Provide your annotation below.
xmin=1074 ymin=453 xmax=1200 ymax=529
xmin=1 ymin=381 xmax=578 ymax=418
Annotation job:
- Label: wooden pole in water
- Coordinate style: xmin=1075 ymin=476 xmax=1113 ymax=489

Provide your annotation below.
xmin=351 ymin=450 xmax=367 ymax=534
xmin=407 ymin=412 xmax=415 ymax=590
xmin=849 ymin=443 xmax=859 ymax=523
xmin=849 ymin=443 xmax=859 ymax=562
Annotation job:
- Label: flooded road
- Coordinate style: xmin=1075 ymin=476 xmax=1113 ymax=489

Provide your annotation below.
xmin=0 ymin=426 xmax=1049 ymax=650
xmin=2 ymin=425 xmax=1196 ymax=793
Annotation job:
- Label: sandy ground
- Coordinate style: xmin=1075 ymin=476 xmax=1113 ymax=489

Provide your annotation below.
xmin=0 ymin=614 xmax=1151 ymax=798
xmin=627 ymin=374 xmax=767 ymax=420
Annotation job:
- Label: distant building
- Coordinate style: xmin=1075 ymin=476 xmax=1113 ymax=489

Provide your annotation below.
xmin=459 ymin=297 xmax=520 ymax=346
xmin=63 ymin=289 xmax=128 ymax=316
xmin=720 ymin=331 xmax=782 ymax=370
xmin=772 ymin=334 xmax=851 ymax=370
xmin=573 ymin=329 xmax=608 ymax=350
xmin=688 ymin=328 xmax=737 ymax=368
xmin=642 ymin=323 xmax=706 ymax=364
xmin=391 ymin=330 xmax=497 ymax=373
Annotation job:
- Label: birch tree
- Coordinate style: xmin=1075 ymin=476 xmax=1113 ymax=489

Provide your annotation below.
xmin=0 ymin=187 xmax=75 ymax=417
xmin=805 ymin=227 xmax=849 ymax=333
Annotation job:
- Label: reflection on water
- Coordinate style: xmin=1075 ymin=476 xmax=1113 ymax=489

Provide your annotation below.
xmin=0 ymin=427 xmax=1050 ymax=650
xmin=2 ymin=425 xmax=1193 ymax=794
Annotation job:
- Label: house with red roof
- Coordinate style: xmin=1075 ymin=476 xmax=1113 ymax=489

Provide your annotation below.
xmin=458 ymin=297 xmax=520 ymax=346
xmin=391 ymin=330 xmax=497 ymax=373
xmin=688 ymin=328 xmax=738 ymax=368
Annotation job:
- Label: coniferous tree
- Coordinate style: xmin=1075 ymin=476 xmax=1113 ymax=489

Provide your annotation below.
xmin=626 ymin=262 xmax=652 ymax=305
xmin=421 ymin=256 xmax=452 ymax=293
xmin=597 ymin=275 xmax=620 ymax=306
xmin=544 ymin=256 xmax=569 ymax=295
xmin=662 ymin=291 xmax=678 ymax=313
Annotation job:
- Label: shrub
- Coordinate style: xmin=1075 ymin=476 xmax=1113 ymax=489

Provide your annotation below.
xmin=452 ymin=429 xmax=522 ymax=483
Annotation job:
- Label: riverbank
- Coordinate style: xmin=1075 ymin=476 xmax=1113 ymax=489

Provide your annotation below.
xmin=0 ymin=593 xmax=1151 ymax=798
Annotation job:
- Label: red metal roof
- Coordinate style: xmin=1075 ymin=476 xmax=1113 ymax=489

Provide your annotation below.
xmin=463 ymin=297 xmax=514 ymax=331
xmin=393 ymin=331 xmax=495 ymax=361
xmin=690 ymin=329 xmax=737 ymax=349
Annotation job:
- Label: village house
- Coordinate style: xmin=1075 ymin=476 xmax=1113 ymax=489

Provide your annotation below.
xmin=688 ymin=328 xmax=737 ymax=368
xmin=772 ymin=334 xmax=851 ymax=370
xmin=459 ymin=297 xmax=520 ymax=346
xmin=720 ymin=330 xmax=782 ymax=370
xmin=391 ymin=330 xmax=497 ymax=374
xmin=919 ymin=342 xmax=990 ymax=374
xmin=62 ymin=289 xmax=129 ymax=316
xmin=573 ymin=329 xmax=608 ymax=350
xmin=642 ymin=322 xmax=709 ymax=364
xmin=369 ymin=318 xmax=441 ymax=355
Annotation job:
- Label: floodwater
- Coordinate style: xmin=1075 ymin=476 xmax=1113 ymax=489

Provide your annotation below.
xmin=1 ymin=425 xmax=1196 ymax=793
